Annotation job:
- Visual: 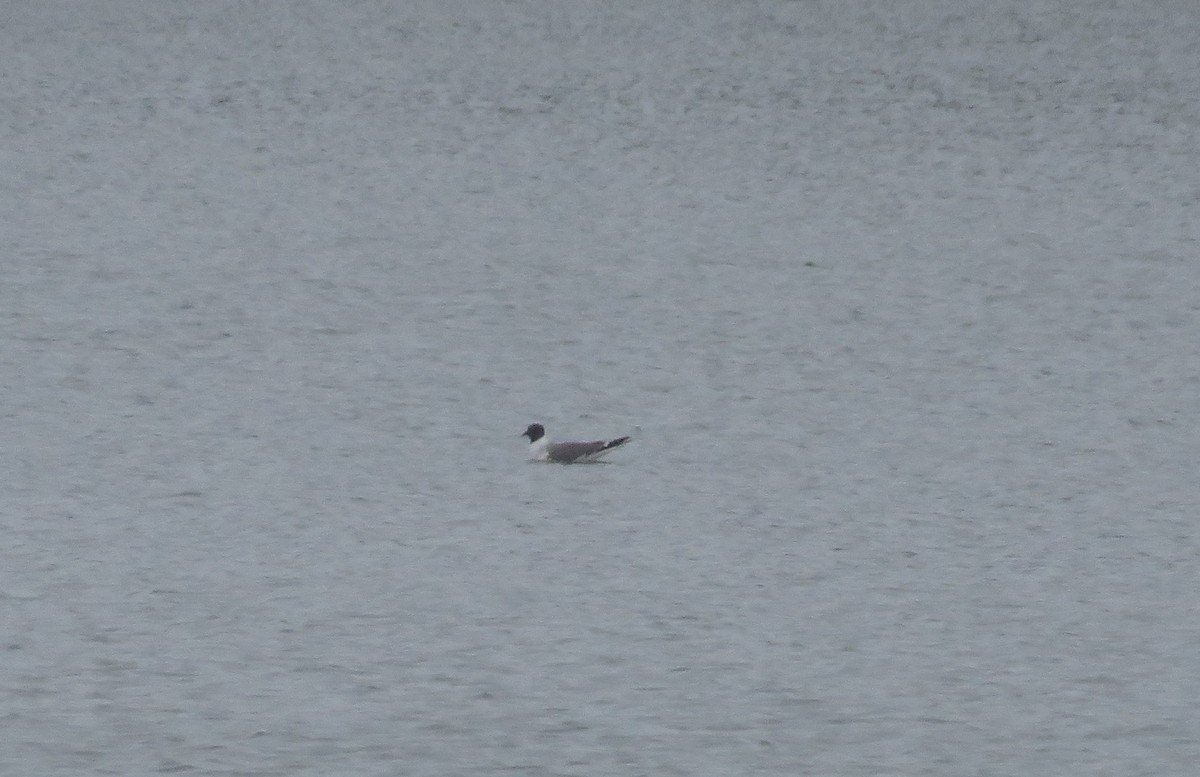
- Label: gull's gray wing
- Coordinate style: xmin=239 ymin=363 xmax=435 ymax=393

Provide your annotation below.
xmin=546 ymin=440 xmax=609 ymax=463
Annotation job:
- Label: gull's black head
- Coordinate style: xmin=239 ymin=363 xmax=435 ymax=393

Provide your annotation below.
xmin=521 ymin=423 xmax=545 ymax=442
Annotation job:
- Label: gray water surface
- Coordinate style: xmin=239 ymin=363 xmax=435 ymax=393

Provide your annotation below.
xmin=4 ymin=2 xmax=1199 ymax=775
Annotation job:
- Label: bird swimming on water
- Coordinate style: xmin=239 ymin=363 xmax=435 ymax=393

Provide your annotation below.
xmin=521 ymin=423 xmax=631 ymax=463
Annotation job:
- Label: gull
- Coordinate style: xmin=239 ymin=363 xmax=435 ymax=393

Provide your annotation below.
xmin=521 ymin=423 xmax=631 ymax=464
